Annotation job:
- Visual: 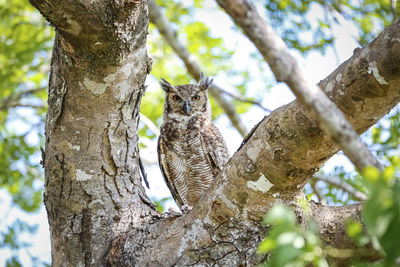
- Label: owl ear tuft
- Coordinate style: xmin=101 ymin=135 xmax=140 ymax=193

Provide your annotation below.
xmin=198 ymin=72 xmax=213 ymax=91
xmin=160 ymin=78 xmax=174 ymax=92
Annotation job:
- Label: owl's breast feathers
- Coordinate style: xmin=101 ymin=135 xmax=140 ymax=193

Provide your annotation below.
xmin=158 ymin=116 xmax=229 ymax=208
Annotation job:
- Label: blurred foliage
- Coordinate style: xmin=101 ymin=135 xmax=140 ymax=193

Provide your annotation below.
xmin=0 ymin=131 xmax=42 ymax=211
xmin=153 ymin=197 xmax=172 ymax=213
xmin=372 ymin=108 xmax=400 ymax=160
xmin=1 ymin=218 xmax=50 ymax=267
xmin=1 ymin=219 xmax=37 ymax=251
xmin=0 ymin=0 xmax=53 ymax=265
xmin=0 ymin=0 xmax=53 ymax=205
xmin=259 ymin=162 xmax=400 ymax=266
xmin=257 ymin=204 xmax=329 ymax=266
xmin=264 ymin=0 xmax=398 ymax=53
xmin=359 ymin=163 xmax=400 ymax=265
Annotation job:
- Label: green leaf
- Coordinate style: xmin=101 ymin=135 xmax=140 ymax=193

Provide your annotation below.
xmin=346 ymin=221 xmax=362 ymax=238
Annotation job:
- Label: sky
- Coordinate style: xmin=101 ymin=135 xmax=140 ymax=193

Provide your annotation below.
xmin=0 ymin=1 xmax=363 ymax=266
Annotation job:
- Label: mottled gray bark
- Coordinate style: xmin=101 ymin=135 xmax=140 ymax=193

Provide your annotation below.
xmin=29 ymin=0 xmax=400 ymax=266
xmin=311 ymin=202 xmax=381 ymax=265
xmin=29 ymin=0 xmax=156 ymax=266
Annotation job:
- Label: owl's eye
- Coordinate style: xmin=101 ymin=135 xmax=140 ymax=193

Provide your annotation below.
xmin=192 ymin=94 xmax=201 ymax=101
xmin=172 ymin=95 xmax=181 ymax=101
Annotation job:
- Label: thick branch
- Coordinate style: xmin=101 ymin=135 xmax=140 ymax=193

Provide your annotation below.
xmin=216 ymin=0 xmax=383 ymax=172
xmin=311 ymin=202 xmax=381 ymax=264
xmin=148 ymin=0 xmax=248 ymax=136
xmin=29 ymin=0 xmax=150 ymax=65
xmin=30 ymin=1 xmax=156 ymax=266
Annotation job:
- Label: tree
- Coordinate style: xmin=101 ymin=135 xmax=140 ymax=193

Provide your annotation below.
xmin=2 ymin=0 xmax=399 ymax=265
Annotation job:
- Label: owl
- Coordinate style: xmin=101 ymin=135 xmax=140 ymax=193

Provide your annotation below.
xmin=157 ymin=73 xmax=229 ymax=211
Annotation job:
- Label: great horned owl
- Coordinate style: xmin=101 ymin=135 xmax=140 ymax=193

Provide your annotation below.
xmin=157 ymin=73 xmax=229 ymax=211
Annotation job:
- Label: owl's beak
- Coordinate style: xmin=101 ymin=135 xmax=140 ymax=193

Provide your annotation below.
xmin=182 ymin=100 xmax=191 ymax=115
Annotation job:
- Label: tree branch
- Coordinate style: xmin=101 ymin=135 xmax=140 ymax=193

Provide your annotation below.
xmin=313 ymin=174 xmax=367 ymax=201
xmin=391 ymin=0 xmax=398 ymax=20
xmin=139 ymin=112 xmax=160 ymax=136
xmin=216 ymin=0 xmax=383 ymax=172
xmin=219 ymin=89 xmax=271 ymax=113
xmin=310 ymin=202 xmax=381 ymax=264
xmin=29 ymin=0 xmax=151 ymax=65
xmin=8 ymin=103 xmax=46 ymax=109
xmin=29 ymin=1 xmax=155 ymax=266
xmin=0 ymin=87 xmax=46 ymax=111
xmin=310 ymin=178 xmax=326 ymax=204
xmin=148 ymin=0 xmax=248 ymax=136
xmin=325 ymin=4 xmax=362 ymax=47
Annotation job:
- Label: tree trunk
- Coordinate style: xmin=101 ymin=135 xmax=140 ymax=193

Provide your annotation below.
xmin=29 ymin=0 xmax=156 ymax=265
xmin=29 ymin=0 xmax=400 ymax=266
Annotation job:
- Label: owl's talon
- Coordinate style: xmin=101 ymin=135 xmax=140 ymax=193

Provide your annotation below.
xmin=167 ymin=207 xmax=182 ymax=217
xmin=180 ymin=205 xmax=193 ymax=213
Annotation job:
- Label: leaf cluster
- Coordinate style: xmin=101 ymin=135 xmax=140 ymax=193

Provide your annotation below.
xmin=0 ymin=130 xmax=42 ymax=212
xmin=372 ymin=109 xmax=400 ymax=160
xmin=257 ymin=204 xmax=329 ymax=267
xmin=359 ymin=163 xmax=400 ymax=265
xmin=260 ymin=162 xmax=400 ymax=266
xmin=264 ymin=0 xmax=398 ymax=53
xmin=0 ymin=0 xmax=53 ymax=265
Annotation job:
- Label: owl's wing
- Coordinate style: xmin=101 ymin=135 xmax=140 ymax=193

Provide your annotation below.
xmin=157 ymin=136 xmax=184 ymax=208
xmin=200 ymin=122 xmax=229 ymax=176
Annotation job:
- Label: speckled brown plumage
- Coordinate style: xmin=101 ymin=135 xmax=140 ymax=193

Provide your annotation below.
xmin=158 ymin=74 xmax=229 ymax=210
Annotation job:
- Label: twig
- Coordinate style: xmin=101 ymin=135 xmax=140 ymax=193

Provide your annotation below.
xmin=216 ymin=0 xmax=384 ymax=172
xmin=0 ymin=203 xmax=15 ymax=227
xmin=8 ymin=103 xmax=46 ymax=109
xmin=310 ymin=179 xmax=326 ymax=204
xmin=391 ymin=0 xmax=398 ymax=20
xmin=148 ymin=0 xmax=248 ymax=137
xmin=139 ymin=112 xmax=160 ymax=136
xmin=313 ymin=174 xmax=367 ymax=201
xmin=325 ymin=4 xmax=362 ymax=46
xmin=219 ymin=89 xmax=271 ymax=112
xmin=0 ymin=87 xmax=46 ymax=111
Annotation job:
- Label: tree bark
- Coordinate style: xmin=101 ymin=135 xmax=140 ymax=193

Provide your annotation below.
xmin=29 ymin=0 xmax=156 ymax=265
xmin=29 ymin=0 xmax=400 ymax=266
